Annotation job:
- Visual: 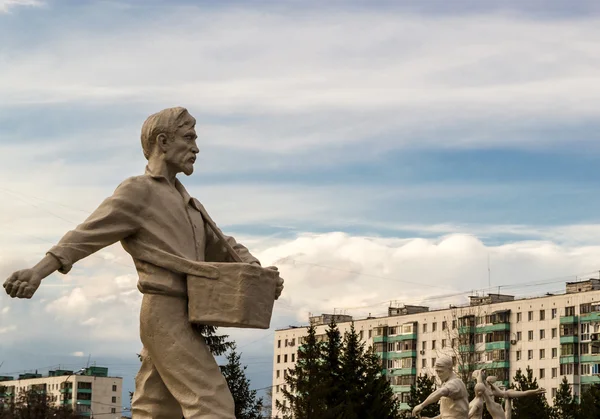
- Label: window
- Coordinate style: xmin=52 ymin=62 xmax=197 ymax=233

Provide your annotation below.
xmin=278 ymin=340 xmax=281 ymax=348
xmin=277 ymin=355 xmax=281 ymax=363
xmin=442 ymin=321 xmax=447 ymax=330
xmin=442 ymin=339 xmax=446 ymax=348
xmin=431 ymin=357 xmax=436 ymax=366
xmin=112 ymin=385 xmax=117 ymax=392
xmin=540 ymin=310 xmax=546 ymax=321
xmin=423 ymin=324 xmax=428 ymax=333
xmin=581 ymin=343 xmax=590 ymax=355
xmin=528 ymin=331 xmax=534 ymax=341
xmin=276 ymin=370 xmax=280 ymax=378
xmin=552 ymin=368 xmax=557 ymax=378
xmin=540 ymin=369 xmax=545 ymax=379
xmin=422 ymin=341 xmax=426 ymax=351
xmin=516 ymin=350 xmax=521 ymax=361
xmin=452 ymin=320 xmax=457 ymax=329
xmin=517 ymin=312 xmax=522 ymax=322
xmin=528 ymin=350 xmax=533 ymax=360
xmin=422 ymin=359 xmax=427 ymax=368
xmin=452 ymin=338 xmax=457 ymax=347
xmin=517 ymin=331 xmax=522 ymax=341
xmin=528 ymin=311 xmax=534 ymax=321
xmin=111 ymin=408 xmax=116 ymax=414
xmin=552 ymin=348 xmax=558 ymax=358
xmin=552 ymin=388 xmax=557 ymax=398
xmin=292 ymin=354 xmax=295 ymax=362
xmin=276 ymin=385 xmax=279 ymax=393
xmin=581 ymin=303 xmax=592 ymax=314
xmin=552 ymin=308 xmax=557 ymax=319
xmin=565 ymin=306 xmax=575 ymax=317
xmin=432 ymin=340 xmax=436 ymax=350
xmin=552 ymin=328 xmax=557 ymax=338
xmin=284 ymin=354 xmax=288 ymax=363
xmin=359 ymin=330 xmax=364 ymax=340
xmin=369 ymin=330 xmax=372 ymax=339
xmin=540 ymin=329 xmax=546 ymax=339
xmin=432 ymin=322 xmax=437 ymax=332
xmin=540 ymin=349 xmax=545 ymax=359
xmin=77 ymin=382 xmax=92 ymax=389
xmin=112 ymin=396 xmax=117 ymax=403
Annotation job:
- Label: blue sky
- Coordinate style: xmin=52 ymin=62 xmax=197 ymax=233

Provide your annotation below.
xmin=2 ymin=0 xmax=600 ymax=414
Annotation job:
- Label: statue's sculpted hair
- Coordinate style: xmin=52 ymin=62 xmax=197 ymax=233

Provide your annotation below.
xmin=435 ymin=356 xmax=453 ymax=370
xmin=140 ymin=107 xmax=193 ymax=160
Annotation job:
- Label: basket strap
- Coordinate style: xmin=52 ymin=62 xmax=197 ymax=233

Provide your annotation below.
xmin=192 ymin=198 xmax=244 ymax=263
xmin=126 ymin=241 xmax=220 ymax=280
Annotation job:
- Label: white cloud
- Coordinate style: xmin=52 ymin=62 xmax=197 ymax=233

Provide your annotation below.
xmin=0 ymin=0 xmax=42 ymax=13
xmin=255 ymin=232 xmax=600 ymax=323
xmin=71 ymin=351 xmax=85 ymax=357
xmin=2 ymin=7 xmax=600 ymax=153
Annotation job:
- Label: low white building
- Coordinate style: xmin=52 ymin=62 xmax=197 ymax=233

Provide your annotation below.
xmin=272 ymin=279 xmax=600 ymax=416
xmin=0 ymin=366 xmax=122 ymax=417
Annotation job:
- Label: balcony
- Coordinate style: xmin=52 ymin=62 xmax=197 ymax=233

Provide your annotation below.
xmin=388 ymin=333 xmax=417 ymax=342
xmin=580 ymin=312 xmax=600 ymax=323
xmin=475 ymin=361 xmax=509 ymax=369
xmin=581 ymin=375 xmax=600 ymax=384
xmin=458 ymin=326 xmax=474 ymax=335
xmin=580 ymin=354 xmax=600 ymax=363
xmin=476 ymin=323 xmax=510 ymax=333
xmin=559 ymin=355 xmax=579 ymax=364
xmin=560 ymin=336 xmax=579 ymax=344
xmin=373 ymin=336 xmax=387 ymax=344
xmin=485 ymin=341 xmax=510 ymax=351
xmin=560 ymin=316 xmax=578 ymax=324
xmin=459 ymin=345 xmax=475 ymax=353
xmin=389 ymin=351 xmax=417 ymax=359
xmin=390 ymin=368 xmax=417 ymax=376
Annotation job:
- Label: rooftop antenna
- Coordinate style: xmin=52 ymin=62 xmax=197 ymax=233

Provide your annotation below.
xmin=86 ymin=354 xmax=91 ymax=369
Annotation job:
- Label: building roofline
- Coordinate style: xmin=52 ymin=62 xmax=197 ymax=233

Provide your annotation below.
xmin=274 ymin=285 xmax=599 ymax=332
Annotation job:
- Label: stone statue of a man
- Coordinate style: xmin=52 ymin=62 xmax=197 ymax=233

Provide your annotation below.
xmin=412 ymin=356 xmax=469 ymax=419
xmin=3 ymin=107 xmax=284 ymax=418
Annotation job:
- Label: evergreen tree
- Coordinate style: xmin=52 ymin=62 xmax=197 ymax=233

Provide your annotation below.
xmin=220 ymin=343 xmax=263 ymax=419
xmin=511 ymin=367 xmax=551 ymax=419
xmin=407 ymin=374 xmax=439 ymax=418
xmin=579 ymin=383 xmax=600 ymax=419
xmin=321 ymin=318 xmax=344 ymax=418
xmin=339 ymin=323 xmax=400 ymax=419
xmin=193 ymin=324 xmax=233 ymax=356
xmin=360 ymin=346 xmax=401 ymax=419
xmin=278 ymin=322 xmax=327 ymax=418
xmin=553 ymin=376 xmax=578 ymax=419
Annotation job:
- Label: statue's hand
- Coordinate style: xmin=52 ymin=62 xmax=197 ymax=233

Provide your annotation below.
xmin=3 ymin=269 xmax=42 ymax=299
xmin=266 ymin=266 xmax=284 ymax=300
xmin=536 ymin=388 xmax=546 ymax=394
xmin=412 ymin=404 xmax=423 ymax=417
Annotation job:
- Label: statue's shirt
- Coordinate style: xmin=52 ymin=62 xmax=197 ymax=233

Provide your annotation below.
xmin=440 ymin=377 xmax=470 ymax=419
xmin=47 ymin=167 xmax=258 ymax=297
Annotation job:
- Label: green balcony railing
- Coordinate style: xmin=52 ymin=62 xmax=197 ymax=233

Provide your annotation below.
xmin=560 ymin=316 xmax=579 ymax=324
xmin=476 ymin=323 xmax=510 ymax=333
xmin=485 ymin=341 xmax=510 ymax=351
xmin=560 ymin=336 xmax=579 ymax=344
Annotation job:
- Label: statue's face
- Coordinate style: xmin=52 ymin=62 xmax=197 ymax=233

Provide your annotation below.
xmin=164 ymin=115 xmax=198 ymax=176
xmin=435 ymin=364 xmax=451 ymax=382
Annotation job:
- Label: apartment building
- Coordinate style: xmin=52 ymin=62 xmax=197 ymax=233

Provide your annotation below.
xmin=0 ymin=366 xmax=123 ymax=417
xmin=272 ymin=279 xmax=600 ymax=416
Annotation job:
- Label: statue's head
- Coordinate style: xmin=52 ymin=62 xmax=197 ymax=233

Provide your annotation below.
xmin=141 ymin=107 xmax=198 ymax=176
xmin=434 ymin=356 xmax=454 ymax=382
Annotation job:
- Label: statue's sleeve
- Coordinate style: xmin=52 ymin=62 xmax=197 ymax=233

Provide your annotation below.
xmin=46 ymin=177 xmax=148 ymax=274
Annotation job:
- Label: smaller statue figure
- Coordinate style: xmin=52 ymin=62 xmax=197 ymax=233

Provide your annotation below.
xmin=468 ymin=369 xmax=546 ymax=419
xmin=412 ymin=356 xmax=469 ymax=419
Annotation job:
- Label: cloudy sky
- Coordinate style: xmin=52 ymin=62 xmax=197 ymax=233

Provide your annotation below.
xmin=2 ymin=0 xmax=600 ymax=412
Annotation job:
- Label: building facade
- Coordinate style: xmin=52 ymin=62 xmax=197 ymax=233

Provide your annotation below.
xmin=272 ymin=279 xmax=600 ymax=416
xmin=0 ymin=366 xmax=123 ymax=417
